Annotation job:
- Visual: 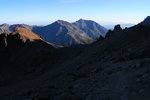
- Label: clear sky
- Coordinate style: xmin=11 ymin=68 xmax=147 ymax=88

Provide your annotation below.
xmin=0 ymin=0 xmax=150 ymax=25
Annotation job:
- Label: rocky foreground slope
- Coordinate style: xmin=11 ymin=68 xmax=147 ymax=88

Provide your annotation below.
xmin=0 ymin=20 xmax=150 ymax=100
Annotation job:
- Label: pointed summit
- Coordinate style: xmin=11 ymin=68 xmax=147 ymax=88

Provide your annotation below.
xmin=54 ymin=20 xmax=69 ymax=25
xmin=76 ymin=19 xmax=95 ymax=24
xmin=139 ymin=16 xmax=150 ymax=26
xmin=77 ymin=19 xmax=87 ymax=22
xmin=56 ymin=20 xmax=66 ymax=23
xmin=145 ymin=16 xmax=150 ymax=20
xmin=74 ymin=19 xmax=107 ymax=38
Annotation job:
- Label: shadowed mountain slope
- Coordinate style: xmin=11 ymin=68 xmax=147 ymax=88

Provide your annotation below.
xmin=0 ymin=27 xmax=56 ymax=88
xmin=0 ymin=17 xmax=150 ymax=100
xmin=32 ymin=20 xmax=94 ymax=46
xmin=74 ymin=19 xmax=107 ymax=38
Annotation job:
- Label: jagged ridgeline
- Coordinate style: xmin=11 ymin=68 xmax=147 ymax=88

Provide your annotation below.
xmin=0 ymin=19 xmax=107 ymax=46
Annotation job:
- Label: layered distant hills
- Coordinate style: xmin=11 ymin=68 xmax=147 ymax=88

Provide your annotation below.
xmin=0 ymin=19 xmax=107 ymax=46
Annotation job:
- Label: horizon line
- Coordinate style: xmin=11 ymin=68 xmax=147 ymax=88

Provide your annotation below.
xmin=0 ymin=20 xmax=138 ymax=26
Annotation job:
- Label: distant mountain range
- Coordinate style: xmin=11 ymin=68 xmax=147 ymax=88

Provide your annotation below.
xmin=0 ymin=19 xmax=107 ymax=46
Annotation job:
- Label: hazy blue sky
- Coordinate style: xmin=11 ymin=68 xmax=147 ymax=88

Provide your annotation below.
xmin=0 ymin=0 xmax=150 ymax=25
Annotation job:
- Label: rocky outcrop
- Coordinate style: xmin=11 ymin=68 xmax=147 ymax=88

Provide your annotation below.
xmin=114 ymin=24 xmax=122 ymax=31
xmin=105 ymin=24 xmax=122 ymax=38
xmin=139 ymin=16 xmax=150 ymax=26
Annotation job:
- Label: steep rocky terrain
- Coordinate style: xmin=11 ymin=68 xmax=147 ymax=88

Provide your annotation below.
xmin=140 ymin=16 xmax=150 ymax=26
xmin=0 ymin=18 xmax=150 ymax=100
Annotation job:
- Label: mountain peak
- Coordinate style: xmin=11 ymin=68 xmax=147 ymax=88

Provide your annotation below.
xmin=56 ymin=20 xmax=65 ymax=22
xmin=1 ymin=23 xmax=10 ymax=26
xmin=145 ymin=16 xmax=150 ymax=19
xmin=0 ymin=23 xmax=10 ymax=28
xmin=143 ymin=16 xmax=150 ymax=22
xmin=77 ymin=19 xmax=94 ymax=23
xmin=52 ymin=20 xmax=71 ymax=27
xmin=139 ymin=16 xmax=150 ymax=25
xmin=55 ymin=20 xmax=69 ymax=24
xmin=74 ymin=19 xmax=107 ymax=38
